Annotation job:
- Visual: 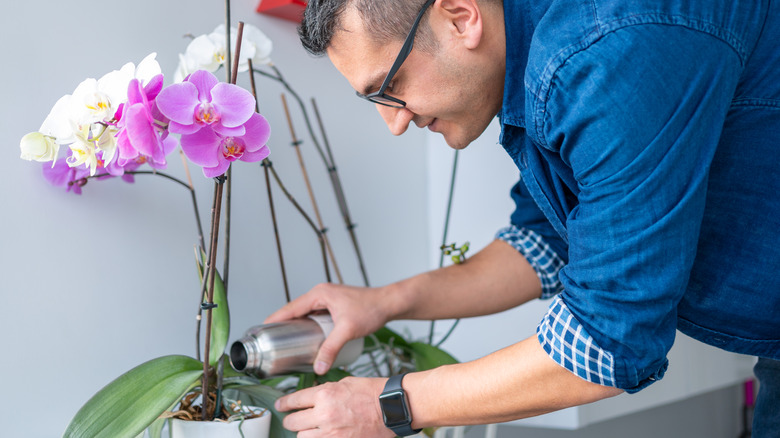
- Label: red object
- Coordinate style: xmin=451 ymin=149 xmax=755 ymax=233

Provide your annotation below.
xmin=256 ymin=0 xmax=307 ymax=23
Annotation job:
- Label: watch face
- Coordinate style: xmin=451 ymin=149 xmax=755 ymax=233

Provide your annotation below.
xmin=379 ymin=390 xmax=409 ymax=426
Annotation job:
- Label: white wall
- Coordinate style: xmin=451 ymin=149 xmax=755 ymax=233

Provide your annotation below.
xmin=0 ymin=1 xmax=428 ymax=436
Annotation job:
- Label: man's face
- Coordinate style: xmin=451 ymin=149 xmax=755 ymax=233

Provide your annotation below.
xmin=326 ymin=6 xmax=504 ymax=150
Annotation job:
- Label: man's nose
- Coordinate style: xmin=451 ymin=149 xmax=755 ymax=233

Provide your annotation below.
xmin=377 ymin=104 xmax=414 ymax=136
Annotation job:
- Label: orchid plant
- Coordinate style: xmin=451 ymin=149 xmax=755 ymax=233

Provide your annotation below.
xmin=19 ymin=23 xmax=290 ymax=438
xmin=21 ymin=16 xmax=459 ymax=438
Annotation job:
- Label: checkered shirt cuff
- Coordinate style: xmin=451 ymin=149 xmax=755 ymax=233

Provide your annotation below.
xmin=495 ymin=225 xmax=565 ymax=299
xmin=537 ymin=295 xmax=617 ymax=387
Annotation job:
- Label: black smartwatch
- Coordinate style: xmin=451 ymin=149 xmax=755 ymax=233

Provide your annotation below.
xmin=379 ymin=373 xmax=422 ymax=436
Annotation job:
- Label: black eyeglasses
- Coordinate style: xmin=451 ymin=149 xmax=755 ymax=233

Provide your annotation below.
xmin=356 ymin=0 xmax=436 ymax=108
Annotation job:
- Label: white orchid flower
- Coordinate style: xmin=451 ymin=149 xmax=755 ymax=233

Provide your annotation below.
xmin=66 ymin=122 xmax=99 ymax=176
xmin=134 ymin=53 xmax=162 ymax=84
xmin=174 ymin=24 xmax=273 ymax=82
xmin=40 ymin=94 xmax=74 ymax=144
xmin=242 ymin=23 xmax=273 ymax=66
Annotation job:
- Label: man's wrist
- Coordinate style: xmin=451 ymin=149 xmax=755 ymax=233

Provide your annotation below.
xmin=379 ymin=373 xmax=422 ymax=436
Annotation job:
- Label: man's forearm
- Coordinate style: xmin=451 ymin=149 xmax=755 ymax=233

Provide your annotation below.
xmin=383 ymin=239 xmax=543 ymax=322
xmin=404 ymin=335 xmax=623 ymax=427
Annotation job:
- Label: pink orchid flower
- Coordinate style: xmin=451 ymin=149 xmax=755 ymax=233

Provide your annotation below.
xmin=180 ymin=112 xmax=271 ymax=178
xmin=42 ymin=154 xmax=93 ymax=195
xmin=156 ymin=70 xmax=256 ymax=138
xmin=115 ymin=74 xmax=177 ymax=167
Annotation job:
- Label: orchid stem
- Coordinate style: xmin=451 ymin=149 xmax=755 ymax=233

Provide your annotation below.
xmin=223 ymin=167 xmax=231 ymax=294
xmin=255 ymin=67 xmax=371 ymax=286
xmin=266 ymin=160 xmax=331 ymax=283
xmin=249 ymin=62 xmax=292 ymax=303
xmin=281 ymin=93 xmax=343 ymax=284
xmin=311 ymin=99 xmax=370 ymax=286
xmin=224 ymin=0 xmax=232 ymax=84
xmin=202 ymin=176 xmax=226 ymax=421
xmin=428 ymin=150 xmax=460 ymax=345
xmin=262 ymin=160 xmax=291 ymax=303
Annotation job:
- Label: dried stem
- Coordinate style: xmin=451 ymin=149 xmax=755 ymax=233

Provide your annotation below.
xmin=281 ymin=94 xmax=343 ymax=284
xmin=266 ymin=161 xmax=331 ymax=283
xmin=230 ymin=22 xmax=244 ymax=85
xmin=253 ymin=66 xmax=370 ymax=286
xmin=249 ymin=61 xmax=292 ymax=302
xmin=248 ymin=59 xmax=260 ymax=112
xmin=262 ymin=160 xmax=292 ymax=303
xmin=311 ymin=99 xmax=370 ymax=286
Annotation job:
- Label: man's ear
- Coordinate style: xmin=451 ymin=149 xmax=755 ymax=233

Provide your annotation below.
xmin=434 ymin=0 xmax=483 ymax=49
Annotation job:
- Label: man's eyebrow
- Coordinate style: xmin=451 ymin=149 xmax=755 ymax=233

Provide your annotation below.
xmin=359 ymin=71 xmax=389 ymax=96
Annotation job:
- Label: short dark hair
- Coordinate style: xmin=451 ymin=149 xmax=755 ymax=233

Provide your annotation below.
xmin=299 ymin=0 xmax=437 ymax=56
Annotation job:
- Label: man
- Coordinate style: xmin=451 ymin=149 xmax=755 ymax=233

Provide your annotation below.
xmin=266 ymin=0 xmax=780 ymax=436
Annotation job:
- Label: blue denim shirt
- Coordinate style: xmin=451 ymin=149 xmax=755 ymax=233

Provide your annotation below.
xmin=499 ymin=0 xmax=780 ymax=392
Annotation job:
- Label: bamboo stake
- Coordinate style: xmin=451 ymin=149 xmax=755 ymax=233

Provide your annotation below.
xmin=311 ymin=98 xmax=370 ymax=286
xmin=281 ymin=93 xmax=343 ymax=284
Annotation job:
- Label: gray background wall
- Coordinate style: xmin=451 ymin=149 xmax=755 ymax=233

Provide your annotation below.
xmin=0 ymin=0 xmax=747 ymax=437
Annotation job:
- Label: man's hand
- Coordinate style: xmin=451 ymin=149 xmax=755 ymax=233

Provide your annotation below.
xmin=275 ymin=376 xmax=395 ymax=438
xmin=265 ymin=283 xmax=393 ymax=374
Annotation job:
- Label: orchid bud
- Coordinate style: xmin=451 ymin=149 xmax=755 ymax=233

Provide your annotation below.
xmin=20 ymin=132 xmax=59 ymax=164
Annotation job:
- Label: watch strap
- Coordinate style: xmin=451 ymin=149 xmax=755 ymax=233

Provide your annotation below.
xmin=382 ymin=373 xmax=422 ymax=436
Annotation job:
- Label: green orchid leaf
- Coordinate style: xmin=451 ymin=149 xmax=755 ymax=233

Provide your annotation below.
xmin=223 ymin=385 xmax=296 ymax=438
xmin=296 ymin=372 xmax=316 ymax=391
xmin=64 ymin=355 xmax=203 ymax=438
xmin=207 ymin=267 xmax=230 ymax=367
xmin=315 ymin=367 xmax=352 ymax=384
xmin=409 ymin=342 xmax=458 ymax=371
xmin=147 ymin=416 xmax=165 ymax=438
xmin=195 ymin=250 xmax=230 ymax=368
xmin=365 ymin=326 xmax=412 ymax=352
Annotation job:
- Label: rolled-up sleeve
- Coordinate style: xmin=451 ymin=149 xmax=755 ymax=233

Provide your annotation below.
xmin=533 ymin=24 xmax=743 ymax=391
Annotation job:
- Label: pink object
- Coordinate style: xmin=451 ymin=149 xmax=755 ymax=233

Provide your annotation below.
xmin=744 ymin=379 xmax=755 ymax=407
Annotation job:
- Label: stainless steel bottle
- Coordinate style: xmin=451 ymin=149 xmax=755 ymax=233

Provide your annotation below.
xmin=229 ymin=313 xmax=364 ymax=377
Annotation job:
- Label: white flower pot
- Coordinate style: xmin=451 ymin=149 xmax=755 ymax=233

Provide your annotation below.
xmin=170 ymin=409 xmax=271 ymax=438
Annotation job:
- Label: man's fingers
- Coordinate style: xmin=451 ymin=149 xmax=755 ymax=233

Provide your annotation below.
xmin=276 ymin=387 xmax=315 ymax=412
xmin=281 ymin=408 xmax=320 ymax=432
xmin=314 ymin=325 xmax=354 ymax=374
xmin=265 ymin=294 xmax=322 ymax=324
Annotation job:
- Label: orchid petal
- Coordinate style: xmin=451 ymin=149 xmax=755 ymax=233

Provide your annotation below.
xmin=241 ymin=113 xmax=272 ymax=152
xmin=244 ymin=24 xmax=274 ymax=66
xmin=168 ymin=120 xmax=202 ymax=135
xmin=180 ymin=129 xmax=221 ymax=167
xmin=210 ymin=83 xmax=255 ymax=128
xmin=135 ymin=53 xmax=162 ymax=83
xmin=187 ymin=70 xmax=219 ymax=102
xmin=144 ymin=74 xmax=164 ymax=100
xmin=125 ymin=104 xmax=158 ymax=157
xmin=40 ymin=94 xmax=73 ymax=140
xmin=213 ymin=124 xmax=246 ymax=137
xmin=184 ymin=35 xmax=222 ymax=72
xmin=239 ymin=145 xmax=270 ymax=163
xmin=202 ymin=159 xmax=231 ymax=178
xmin=42 ymin=158 xmax=71 ymax=187
xmin=156 ymin=82 xmax=199 ymax=125
xmin=126 ymin=79 xmax=144 ymax=105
